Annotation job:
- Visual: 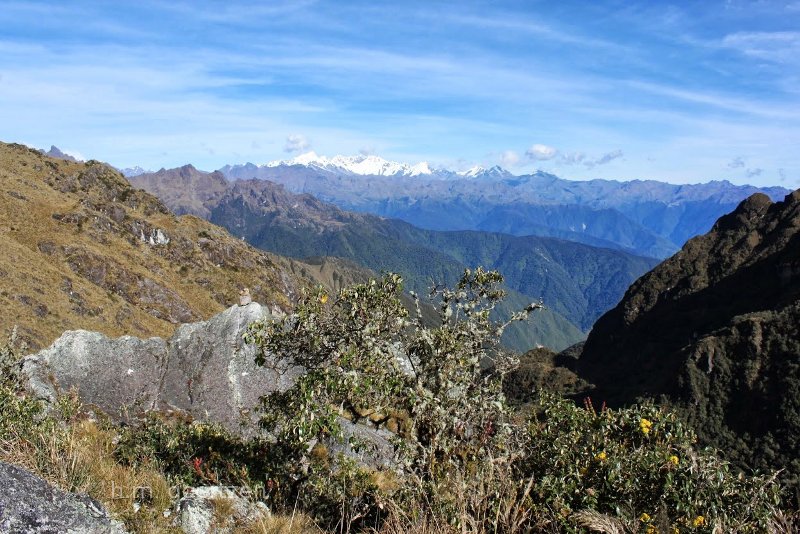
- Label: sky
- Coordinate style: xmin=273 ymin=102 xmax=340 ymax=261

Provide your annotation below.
xmin=0 ymin=0 xmax=798 ymax=187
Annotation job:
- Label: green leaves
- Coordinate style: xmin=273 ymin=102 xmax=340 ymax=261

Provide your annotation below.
xmin=244 ymin=270 xmax=788 ymax=532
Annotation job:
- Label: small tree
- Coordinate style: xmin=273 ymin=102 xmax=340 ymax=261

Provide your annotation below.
xmin=245 ymin=269 xmax=540 ymax=526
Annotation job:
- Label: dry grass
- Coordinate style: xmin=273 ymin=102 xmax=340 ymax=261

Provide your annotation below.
xmin=0 ymin=417 xmax=178 ymax=533
xmin=571 ymin=510 xmax=629 ymax=534
xmin=240 ymin=509 xmax=324 ymax=534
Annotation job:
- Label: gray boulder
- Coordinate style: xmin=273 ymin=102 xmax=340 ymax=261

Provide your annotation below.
xmin=0 ymin=461 xmax=128 ymax=533
xmin=176 ymin=486 xmax=269 ymax=534
xmin=22 ymin=302 xmax=301 ymax=433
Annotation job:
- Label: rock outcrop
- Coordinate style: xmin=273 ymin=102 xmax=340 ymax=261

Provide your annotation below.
xmin=22 ymin=302 xmax=301 ymax=433
xmin=575 ymin=189 xmax=800 ymax=482
xmin=176 ymin=486 xmax=269 ymax=534
xmin=0 ymin=461 xmax=128 ymax=533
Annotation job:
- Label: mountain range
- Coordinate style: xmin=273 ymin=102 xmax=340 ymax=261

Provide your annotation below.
xmin=220 ymin=153 xmax=789 ymax=259
xmin=130 ymin=165 xmax=658 ymax=351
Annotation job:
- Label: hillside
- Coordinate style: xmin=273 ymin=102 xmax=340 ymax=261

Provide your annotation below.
xmin=574 ymin=189 xmax=800 ymax=483
xmin=220 ymin=162 xmax=789 ymax=258
xmin=0 ymin=142 xmax=342 ymax=350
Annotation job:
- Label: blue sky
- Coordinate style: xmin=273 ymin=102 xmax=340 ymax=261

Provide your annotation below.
xmin=0 ymin=0 xmax=798 ymax=187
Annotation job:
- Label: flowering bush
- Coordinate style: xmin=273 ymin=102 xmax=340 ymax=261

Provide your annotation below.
xmin=525 ymin=394 xmax=783 ymax=532
xmin=243 ymin=270 xmax=791 ymax=532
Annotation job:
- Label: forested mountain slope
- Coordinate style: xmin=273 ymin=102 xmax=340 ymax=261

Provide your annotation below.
xmin=575 ymin=189 xmax=800 ymax=483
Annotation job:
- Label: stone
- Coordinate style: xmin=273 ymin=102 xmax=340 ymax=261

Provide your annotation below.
xmin=22 ymin=302 xmax=302 ymax=433
xmin=0 ymin=461 xmax=128 ymax=534
xmin=176 ymin=485 xmax=269 ymax=534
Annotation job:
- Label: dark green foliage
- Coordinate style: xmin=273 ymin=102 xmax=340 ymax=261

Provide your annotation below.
xmin=525 ymin=395 xmax=783 ymax=533
xmin=0 ymin=328 xmax=47 ymax=442
xmin=114 ymin=413 xmax=279 ymax=495
xmin=576 ymin=191 xmax=800 ymax=492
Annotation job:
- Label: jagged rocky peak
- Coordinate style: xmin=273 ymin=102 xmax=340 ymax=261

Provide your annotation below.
xmin=39 ymin=144 xmax=79 ymax=162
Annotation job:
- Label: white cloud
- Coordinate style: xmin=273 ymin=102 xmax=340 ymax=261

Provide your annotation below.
xmin=746 ymin=168 xmax=763 ymax=178
xmin=499 ymin=150 xmax=520 ymax=167
xmin=359 ymin=145 xmax=376 ymax=156
xmin=526 ymin=144 xmax=558 ymax=161
xmin=560 ymin=151 xmax=586 ymax=165
xmin=62 ymin=149 xmax=86 ymax=161
xmin=284 ymin=134 xmax=310 ymax=153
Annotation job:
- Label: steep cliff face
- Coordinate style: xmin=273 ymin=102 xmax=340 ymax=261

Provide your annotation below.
xmin=576 ymin=189 xmax=800 ymax=480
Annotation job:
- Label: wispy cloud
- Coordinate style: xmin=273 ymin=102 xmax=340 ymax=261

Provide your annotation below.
xmin=559 ymin=149 xmax=624 ymax=169
xmin=499 ymin=150 xmax=521 ymax=167
xmin=728 ymin=156 xmax=746 ymax=169
xmin=721 ymin=31 xmax=800 ymax=64
xmin=0 ymin=0 xmax=797 ymax=185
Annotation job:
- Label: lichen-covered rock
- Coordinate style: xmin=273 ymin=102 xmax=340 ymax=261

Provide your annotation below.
xmin=176 ymin=485 xmax=269 ymax=534
xmin=0 ymin=461 xmax=128 ymax=533
xmin=22 ymin=302 xmax=301 ymax=433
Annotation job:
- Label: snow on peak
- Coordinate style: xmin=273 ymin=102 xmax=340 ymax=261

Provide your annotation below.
xmin=456 ymin=165 xmax=511 ymax=179
xmin=264 ymin=152 xmax=434 ymax=177
xmin=457 ymin=165 xmax=486 ymax=178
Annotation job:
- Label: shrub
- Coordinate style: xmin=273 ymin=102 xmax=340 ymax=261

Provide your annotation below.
xmin=245 ymin=269 xmax=538 ymax=529
xmin=524 ymin=394 xmax=783 ymax=532
xmin=244 ymin=270 xmax=791 ymax=532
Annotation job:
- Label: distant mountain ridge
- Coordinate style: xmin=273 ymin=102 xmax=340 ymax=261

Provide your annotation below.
xmin=131 ymin=167 xmax=659 ymax=351
xmin=38 ymin=145 xmax=78 ymax=162
xmin=220 ymin=156 xmax=788 ymax=258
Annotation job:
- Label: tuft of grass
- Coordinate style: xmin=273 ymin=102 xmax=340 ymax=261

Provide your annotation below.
xmin=241 ymin=511 xmax=323 ymax=534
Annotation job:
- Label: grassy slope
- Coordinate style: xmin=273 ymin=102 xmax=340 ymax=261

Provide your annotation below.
xmin=0 ymin=142 xmax=324 ymax=349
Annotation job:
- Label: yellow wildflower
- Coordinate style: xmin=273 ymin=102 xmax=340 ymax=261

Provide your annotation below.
xmin=669 ymin=454 xmax=679 ymax=466
xmin=639 ymin=512 xmax=651 ymax=523
xmin=320 ymin=294 xmax=329 ymax=304
xmin=693 ymin=515 xmax=705 ymax=527
xmin=595 ymin=451 xmax=607 ymax=462
xmin=640 ymin=418 xmax=653 ymax=435
xmin=645 ymin=525 xmax=657 ymax=534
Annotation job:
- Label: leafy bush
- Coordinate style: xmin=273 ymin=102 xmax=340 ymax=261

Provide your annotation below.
xmin=245 ymin=269 xmax=537 ymax=528
xmin=525 ymin=394 xmax=782 ymax=532
xmin=115 ymin=412 xmax=276 ymax=493
xmin=244 ymin=270 xmax=791 ymax=532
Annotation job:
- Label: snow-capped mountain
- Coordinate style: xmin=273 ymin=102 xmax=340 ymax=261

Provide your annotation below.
xmin=263 ymin=152 xmax=436 ymax=177
xmin=457 ymin=165 xmax=513 ymax=179
xmin=118 ymin=166 xmax=151 ymax=178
